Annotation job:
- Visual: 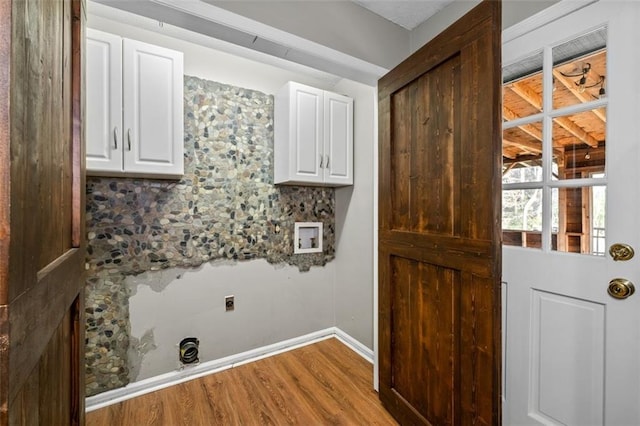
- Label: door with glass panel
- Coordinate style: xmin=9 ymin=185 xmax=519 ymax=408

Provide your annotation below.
xmin=502 ymin=2 xmax=640 ymax=425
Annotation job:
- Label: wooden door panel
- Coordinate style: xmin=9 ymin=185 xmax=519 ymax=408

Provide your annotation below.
xmin=391 ymin=56 xmax=461 ymax=235
xmin=38 ymin=308 xmax=72 ymax=424
xmin=0 ymin=0 xmax=85 ymax=424
xmin=458 ymin=40 xmax=502 ymax=244
xmin=10 ymin=305 xmax=75 ymax=425
xmin=380 ymin=253 xmax=498 ymax=425
xmin=9 ymin=362 xmax=39 ymax=426
xmin=459 ymin=273 xmax=495 ymax=425
xmin=390 ymin=256 xmax=457 ymax=425
xmin=379 ymin=1 xmax=501 ymax=425
xmin=8 ymin=250 xmax=84 ymax=404
xmin=8 ymin=0 xmax=73 ymax=284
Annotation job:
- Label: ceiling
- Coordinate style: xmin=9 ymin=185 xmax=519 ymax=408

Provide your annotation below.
xmin=355 ymin=0 xmax=455 ymax=30
xmin=91 ymin=0 xmax=459 ymax=84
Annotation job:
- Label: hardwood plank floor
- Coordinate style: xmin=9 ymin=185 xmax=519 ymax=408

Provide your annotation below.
xmin=87 ymin=338 xmax=398 ymax=425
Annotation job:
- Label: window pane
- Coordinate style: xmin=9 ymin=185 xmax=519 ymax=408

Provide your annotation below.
xmin=502 ymin=189 xmax=542 ymax=249
xmin=552 ymin=108 xmax=606 ymax=180
xmin=503 ymin=121 xmax=543 ymax=183
xmin=503 ymin=51 xmax=543 ymax=117
xmin=552 ymin=185 xmax=606 ymax=255
xmin=552 ymin=28 xmax=607 ymax=110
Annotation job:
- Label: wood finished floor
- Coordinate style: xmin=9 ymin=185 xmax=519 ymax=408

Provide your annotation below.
xmin=87 ymin=338 xmax=398 ymax=425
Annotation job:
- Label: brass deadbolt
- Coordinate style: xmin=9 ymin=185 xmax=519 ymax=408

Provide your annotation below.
xmin=609 ymin=243 xmax=634 ymax=261
xmin=608 ymin=278 xmax=635 ymax=300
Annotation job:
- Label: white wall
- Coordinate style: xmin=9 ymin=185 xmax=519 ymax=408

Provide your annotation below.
xmin=88 ymin=4 xmax=341 ymax=94
xmin=88 ymin=5 xmax=378 ymax=382
xmin=127 ymin=260 xmax=335 ymax=380
xmin=333 ymin=79 xmax=377 ymax=348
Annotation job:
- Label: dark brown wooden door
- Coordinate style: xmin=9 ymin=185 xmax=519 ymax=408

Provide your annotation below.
xmin=0 ymin=0 xmax=85 ymax=424
xmin=378 ymin=2 xmax=502 ymax=425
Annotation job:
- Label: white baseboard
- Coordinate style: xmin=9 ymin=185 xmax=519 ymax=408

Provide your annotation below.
xmin=85 ymin=327 xmax=372 ymax=412
xmin=333 ymin=328 xmax=374 ymax=364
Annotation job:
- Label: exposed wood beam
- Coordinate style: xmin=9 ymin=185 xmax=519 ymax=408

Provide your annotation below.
xmin=503 ymin=157 xmax=552 ymax=176
xmin=503 ymin=137 xmax=563 ymax=158
xmin=552 ymin=69 xmax=606 ymax=123
xmin=502 ymin=146 xmax=517 ymax=159
xmin=556 ymin=116 xmax=600 ymax=148
xmin=502 ymin=163 xmax=517 ymax=175
xmin=508 ymin=82 xmax=600 ymax=148
xmin=503 ymin=105 xmax=543 ymax=141
xmin=503 ymin=154 xmax=541 ymax=165
xmin=508 ymin=82 xmax=542 ymax=111
xmin=503 ymin=138 xmax=541 ymax=154
xmin=503 ymin=105 xmax=564 ymax=156
xmin=502 ymin=154 xmax=567 ymax=171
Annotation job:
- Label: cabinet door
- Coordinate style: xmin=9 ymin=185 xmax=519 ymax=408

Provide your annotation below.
xmin=122 ymin=39 xmax=183 ymax=177
xmin=86 ymin=29 xmax=122 ymax=173
xmin=291 ymin=83 xmax=324 ymax=183
xmin=323 ymin=92 xmax=353 ymax=185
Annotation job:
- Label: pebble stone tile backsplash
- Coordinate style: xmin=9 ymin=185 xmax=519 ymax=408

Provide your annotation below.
xmin=85 ymin=76 xmax=336 ymax=396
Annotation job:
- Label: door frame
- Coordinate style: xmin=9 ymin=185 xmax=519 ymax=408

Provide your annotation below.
xmin=372 ymin=0 xmax=600 ymax=393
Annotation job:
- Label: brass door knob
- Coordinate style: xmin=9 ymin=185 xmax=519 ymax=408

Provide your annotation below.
xmin=608 ymin=278 xmax=635 ymax=299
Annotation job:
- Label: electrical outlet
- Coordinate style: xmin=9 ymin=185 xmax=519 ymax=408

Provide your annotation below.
xmin=225 ymin=295 xmax=234 ymax=311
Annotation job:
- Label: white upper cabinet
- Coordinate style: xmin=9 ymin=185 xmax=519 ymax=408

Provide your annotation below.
xmin=323 ymin=92 xmax=353 ymax=185
xmin=86 ymin=29 xmax=184 ymax=178
xmin=274 ymin=82 xmax=353 ymax=187
xmin=86 ymin=29 xmax=122 ymax=173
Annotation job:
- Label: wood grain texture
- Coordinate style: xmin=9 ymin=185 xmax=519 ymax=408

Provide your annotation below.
xmin=378 ymin=1 xmax=502 ymax=425
xmin=390 ymin=257 xmax=457 ymax=424
xmin=36 ymin=309 xmax=72 ymax=425
xmin=8 ymin=361 xmax=39 ymax=426
xmin=0 ymin=0 xmax=86 ymax=424
xmin=0 ymin=0 xmax=11 ymax=307
xmin=71 ymin=4 xmax=86 ymax=422
xmin=9 ymin=309 xmax=73 ymax=426
xmin=9 ymin=0 xmax=44 ymax=297
xmin=72 ymin=292 xmax=86 ymax=426
xmin=87 ymin=338 xmax=397 ymax=426
xmin=0 ymin=0 xmax=12 ymax=422
xmin=71 ymin=0 xmax=86 ymax=250
xmin=0 ymin=307 xmax=7 ymax=426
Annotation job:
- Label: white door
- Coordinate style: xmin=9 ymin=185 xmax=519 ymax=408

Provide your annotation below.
xmin=123 ymin=38 xmax=183 ymax=176
xmin=323 ymin=92 xmax=353 ymax=186
xmin=503 ymin=2 xmax=640 ymax=425
xmin=86 ymin=28 xmax=122 ymax=173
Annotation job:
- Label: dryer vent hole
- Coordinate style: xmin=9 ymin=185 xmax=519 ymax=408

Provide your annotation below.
xmin=179 ymin=337 xmax=199 ymax=364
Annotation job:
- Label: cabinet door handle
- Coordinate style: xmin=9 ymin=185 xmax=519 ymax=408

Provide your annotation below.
xmin=326 ymin=155 xmax=330 ymax=169
xmin=319 ymin=154 xmax=324 ymax=168
xmin=127 ymin=129 xmax=132 ymax=151
xmin=113 ymin=127 xmax=118 ymax=149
